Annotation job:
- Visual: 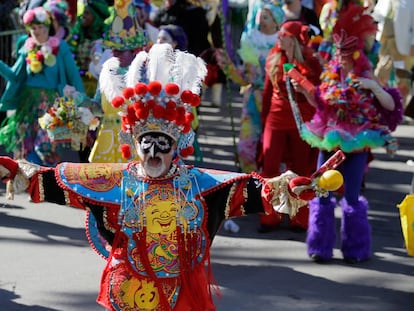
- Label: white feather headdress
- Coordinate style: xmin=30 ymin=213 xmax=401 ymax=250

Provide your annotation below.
xmin=111 ymin=43 xmax=207 ymax=159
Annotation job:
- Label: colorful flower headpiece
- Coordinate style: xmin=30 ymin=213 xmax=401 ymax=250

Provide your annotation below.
xmin=332 ymin=3 xmax=377 ymax=57
xmin=112 ymin=43 xmax=207 ymax=159
xmin=23 ymin=7 xmax=52 ymax=28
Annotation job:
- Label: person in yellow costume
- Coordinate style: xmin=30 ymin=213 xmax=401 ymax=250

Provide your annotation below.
xmin=88 ymin=0 xmax=147 ymax=163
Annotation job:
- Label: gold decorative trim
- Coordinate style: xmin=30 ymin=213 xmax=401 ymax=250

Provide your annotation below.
xmin=225 ymin=183 xmax=237 ymax=219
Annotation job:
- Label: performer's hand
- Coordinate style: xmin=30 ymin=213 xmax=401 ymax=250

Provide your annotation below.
xmin=288 ymin=176 xmax=316 ymax=200
xmin=0 ymin=156 xmax=18 ymax=182
xmin=290 ymin=78 xmax=304 ymax=94
xmin=288 ymin=170 xmax=344 ymax=201
xmin=353 ymin=77 xmax=378 ymax=91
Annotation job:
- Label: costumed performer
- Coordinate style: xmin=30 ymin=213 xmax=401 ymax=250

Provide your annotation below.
xmin=0 ymin=43 xmax=343 ymax=311
xmin=0 ymin=6 xmax=84 ymax=164
xmin=218 ymin=0 xmax=285 ymax=173
xmin=88 ymin=0 xmax=147 ymax=163
xmin=68 ymin=0 xmax=110 ymax=97
xmin=258 ymin=20 xmax=322 ymax=233
xmin=293 ymin=4 xmax=403 ymax=263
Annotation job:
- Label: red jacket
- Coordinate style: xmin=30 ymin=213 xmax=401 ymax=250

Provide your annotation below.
xmin=262 ymin=46 xmax=322 ymax=130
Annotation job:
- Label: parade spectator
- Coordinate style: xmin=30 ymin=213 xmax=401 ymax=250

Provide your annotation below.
xmin=156 ymin=24 xmax=204 ymax=165
xmin=152 ymin=0 xmax=210 ymax=57
xmin=282 ymin=0 xmax=322 ymax=37
xmin=156 ymin=24 xmax=188 ymax=51
xmin=0 ymin=42 xmax=339 ymax=311
xmin=296 ymin=4 xmax=403 ymax=263
xmin=133 ymin=0 xmax=160 ymax=47
xmin=258 ymin=20 xmax=322 ymax=233
xmin=0 ymin=6 xmax=84 ymax=163
xmin=237 ymin=1 xmax=284 ymax=173
xmin=219 ymin=0 xmax=285 ymax=173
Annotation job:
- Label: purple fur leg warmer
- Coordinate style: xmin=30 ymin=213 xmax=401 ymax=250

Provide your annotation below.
xmin=306 ymin=197 xmax=337 ymax=260
xmin=340 ymin=196 xmax=371 ymax=262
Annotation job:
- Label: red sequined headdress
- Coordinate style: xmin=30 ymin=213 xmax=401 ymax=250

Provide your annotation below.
xmin=111 ymin=43 xmax=207 ymax=159
xmin=332 ymin=3 xmax=377 ymax=57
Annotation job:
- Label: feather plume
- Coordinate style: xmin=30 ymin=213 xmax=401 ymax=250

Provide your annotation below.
xmin=171 ymin=52 xmax=207 ymax=94
xmin=333 ymin=3 xmax=377 ymax=52
xmin=99 ymin=57 xmax=125 ymax=101
xmin=126 ymin=51 xmax=149 ymax=87
xmin=147 ymin=43 xmax=175 ymax=86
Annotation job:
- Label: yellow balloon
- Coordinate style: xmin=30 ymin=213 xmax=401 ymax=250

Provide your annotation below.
xmin=318 ymin=170 xmax=344 ymax=191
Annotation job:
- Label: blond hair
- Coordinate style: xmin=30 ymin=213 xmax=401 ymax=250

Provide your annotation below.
xmin=267 ymin=37 xmax=305 ymax=84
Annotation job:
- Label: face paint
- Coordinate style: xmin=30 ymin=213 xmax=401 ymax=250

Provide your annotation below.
xmin=139 ymin=134 xmax=173 ymax=155
xmin=136 ymin=133 xmax=176 ymax=178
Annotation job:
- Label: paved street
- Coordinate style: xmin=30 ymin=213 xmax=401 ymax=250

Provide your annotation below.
xmin=1 ymin=85 xmax=414 ymax=310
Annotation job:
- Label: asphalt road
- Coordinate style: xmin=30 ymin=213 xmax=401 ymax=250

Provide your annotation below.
xmin=1 ymin=85 xmax=414 ymax=310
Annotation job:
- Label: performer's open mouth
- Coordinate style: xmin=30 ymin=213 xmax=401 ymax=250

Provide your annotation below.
xmin=148 ymin=157 xmax=162 ymax=167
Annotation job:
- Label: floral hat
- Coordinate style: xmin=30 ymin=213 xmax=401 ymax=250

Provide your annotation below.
xmin=43 ymin=0 xmax=71 ymax=27
xmin=104 ymin=0 xmax=147 ymax=51
xmin=111 ymin=43 xmax=207 ymax=159
xmin=23 ymin=7 xmax=53 ymax=28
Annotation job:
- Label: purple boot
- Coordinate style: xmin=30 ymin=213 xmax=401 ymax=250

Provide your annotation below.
xmin=306 ymin=197 xmax=337 ymax=262
xmin=340 ymin=196 xmax=371 ymax=263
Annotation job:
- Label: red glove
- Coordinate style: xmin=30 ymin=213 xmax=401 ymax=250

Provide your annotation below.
xmin=0 ymin=156 xmax=19 ymax=182
xmin=288 ymin=176 xmax=316 ymax=201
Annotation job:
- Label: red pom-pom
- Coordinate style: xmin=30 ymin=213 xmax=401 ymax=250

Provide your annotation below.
xmin=133 ymin=100 xmax=144 ymax=111
xmin=148 ymin=81 xmax=162 ymax=96
xmin=175 ymin=115 xmax=185 ymax=125
xmin=112 ymin=96 xmax=125 ymax=108
xmin=123 ymin=87 xmax=135 ymax=99
xmin=136 ymin=107 xmax=149 ymax=119
xmin=165 ymin=83 xmax=180 ymax=95
xmin=191 ymin=94 xmax=201 ymax=107
xmin=185 ymin=112 xmax=194 ymax=123
xmin=164 ymin=108 xmax=177 ymax=121
xmin=121 ymin=122 xmax=129 ymax=131
xmin=166 ymin=100 xmax=176 ymax=109
xmin=288 ymin=176 xmax=315 ymax=201
xmin=180 ymin=146 xmax=194 ymax=157
xmin=134 ymin=83 xmax=148 ymax=95
xmin=182 ymin=123 xmax=191 ymax=133
xmin=146 ymin=98 xmax=156 ymax=109
xmin=126 ymin=105 xmax=138 ymax=124
xmin=152 ymin=104 xmax=165 ymax=118
xmin=180 ymin=90 xmax=193 ymax=103
xmin=120 ymin=144 xmax=132 ymax=160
